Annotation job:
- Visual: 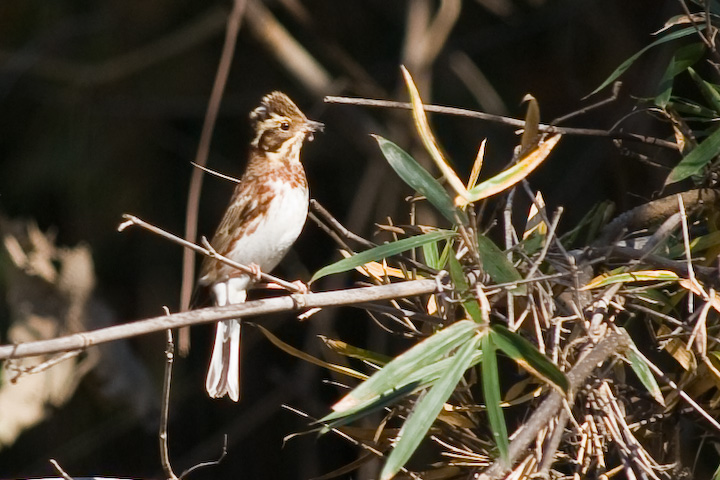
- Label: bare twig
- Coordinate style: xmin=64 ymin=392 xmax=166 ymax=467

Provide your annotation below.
xmin=324 ymin=96 xmax=680 ymax=151
xmin=310 ymin=199 xmax=375 ymax=248
xmin=49 ymin=459 xmax=74 ymax=480
xmin=159 ymin=328 xmax=179 ymax=480
xmin=553 ymin=81 xmax=623 ymax=125
xmin=179 ymin=436 xmax=228 ymax=479
xmin=0 ymin=279 xmax=438 ymax=360
xmin=119 ymin=214 xmax=304 ymax=293
xmin=190 ymin=162 xmax=241 ymax=184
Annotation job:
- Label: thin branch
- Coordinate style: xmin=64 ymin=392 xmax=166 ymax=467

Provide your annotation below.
xmin=190 ymin=161 xmax=241 ymax=184
xmin=179 ymin=436 xmax=227 ymax=479
xmin=119 ymin=214 xmax=304 ymax=293
xmin=324 ymin=96 xmax=679 ymax=151
xmin=159 ymin=328 xmax=179 ymax=480
xmin=0 ymin=279 xmax=438 ymax=360
xmin=310 ymin=199 xmax=375 ymax=248
xmin=49 ymin=459 xmax=74 ymax=480
xmin=552 ymin=81 xmax=622 ymax=125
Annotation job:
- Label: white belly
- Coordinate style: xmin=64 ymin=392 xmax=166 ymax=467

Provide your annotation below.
xmin=225 ymin=181 xmax=309 ymax=274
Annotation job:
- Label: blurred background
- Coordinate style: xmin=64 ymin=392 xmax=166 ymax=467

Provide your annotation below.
xmin=0 ymin=0 xmax=687 ymax=478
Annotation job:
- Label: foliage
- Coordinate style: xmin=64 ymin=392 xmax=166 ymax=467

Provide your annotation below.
xmin=278 ymin=21 xmax=720 ymax=475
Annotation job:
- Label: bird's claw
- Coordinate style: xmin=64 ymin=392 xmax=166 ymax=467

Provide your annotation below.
xmin=248 ymin=262 xmax=263 ymax=281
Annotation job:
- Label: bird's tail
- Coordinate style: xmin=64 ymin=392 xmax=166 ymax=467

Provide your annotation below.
xmin=206 ymin=318 xmax=242 ymax=401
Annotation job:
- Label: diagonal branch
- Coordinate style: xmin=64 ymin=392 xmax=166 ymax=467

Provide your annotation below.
xmin=0 ymin=279 xmax=438 ymax=361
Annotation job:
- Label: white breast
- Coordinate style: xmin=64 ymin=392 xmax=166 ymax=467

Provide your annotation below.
xmin=225 ymin=180 xmax=309 ymax=274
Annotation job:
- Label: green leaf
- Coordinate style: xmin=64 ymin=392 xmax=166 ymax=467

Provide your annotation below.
xmin=666 ymin=125 xmax=720 ymax=185
xmin=626 ymin=344 xmax=664 ymax=405
xmin=422 ymin=240 xmax=440 ymax=270
xmin=670 ymin=97 xmax=720 ymax=119
xmin=481 ymin=333 xmax=509 ymax=465
xmin=448 ymin=253 xmax=486 ymax=323
xmin=590 ymin=25 xmax=705 ymax=96
xmin=374 ymin=135 xmax=468 ymax=224
xmin=327 ymin=320 xmax=480 ymax=414
xmin=380 ymin=332 xmax=483 ymax=480
xmin=476 ymin=235 xmax=526 ymax=295
xmin=655 ymin=43 xmax=705 ymax=108
xmin=688 ymin=67 xmax=720 ymax=114
xmin=321 ymin=347 xmax=484 ymax=430
xmin=310 ymin=230 xmax=455 ymax=282
xmin=668 ymin=230 xmax=720 ymax=258
xmin=490 ymin=325 xmax=569 ymax=393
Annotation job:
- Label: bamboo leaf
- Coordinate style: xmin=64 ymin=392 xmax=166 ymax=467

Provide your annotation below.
xmin=481 ymin=333 xmax=509 ymax=465
xmin=581 ymin=270 xmax=680 ymax=290
xmin=688 ymin=67 xmax=720 ymax=114
xmin=626 ymin=344 xmax=665 ymax=405
xmin=490 ymin=325 xmax=569 ymax=393
xmin=459 ymin=134 xmax=561 ymax=206
xmin=655 ymin=43 xmax=705 ymax=108
xmin=318 ymin=336 xmax=393 ymax=366
xmin=590 ymin=25 xmax=704 ymax=96
xmin=374 ymin=135 xmax=468 ymax=224
xmin=321 ymin=347 xmax=484 ymax=429
xmin=476 ymin=235 xmax=526 ymax=295
xmin=330 ymin=320 xmax=480 ymax=412
xmin=467 ymin=139 xmax=487 ymax=189
xmin=255 ymin=324 xmax=367 ymax=380
xmin=380 ymin=332 xmax=483 ymax=480
xmin=422 ymin=240 xmax=441 ymax=270
xmin=311 ymin=230 xmax=455 ymax=282
xmin=520 ymin=94 xmax=540 ymax=153
xmin=401 ymin=65 xmax=470 ymax=201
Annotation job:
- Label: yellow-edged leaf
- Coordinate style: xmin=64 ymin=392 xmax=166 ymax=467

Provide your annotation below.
xmin=458 ymin=134 xmax=561 ymax=206
xmin=338 ymin=250 xmax=409 ymax=280
xmin=523 ymin=191 xmax=547 ymax=239
xmin=467 ymin=139 xmax=487 ymax=189
xmin=255 ymin=324 xmax=367 ymax=380
xmin=679 ymin=278 xmax=720 ymax=312
xmin=520 ymin=94 xmax=540 ymax=153
xmin=401 ymin=66 xmax=469 ymax=201
xmin=582 ymin=270 xmax=680 ymax=290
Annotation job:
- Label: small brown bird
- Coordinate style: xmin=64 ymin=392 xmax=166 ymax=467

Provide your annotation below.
xmin=198 ymin=92 xmax=323 ymax=401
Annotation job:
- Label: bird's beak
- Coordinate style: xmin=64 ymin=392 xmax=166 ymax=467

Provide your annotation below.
xmin=305 ymin=120 xmax=324 ymax=141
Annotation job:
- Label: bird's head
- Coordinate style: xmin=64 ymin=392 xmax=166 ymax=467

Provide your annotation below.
xmin=249 ymin=92 xmax=324 ymax=156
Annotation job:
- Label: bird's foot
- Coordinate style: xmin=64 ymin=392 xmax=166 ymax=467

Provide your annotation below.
xmin=290 ymin=280 xmax=309 ymax=294
xmin=248 ymin=262 xmax=263 ymax=282
xmin=263 ymin=279 xmax=309 ymax=295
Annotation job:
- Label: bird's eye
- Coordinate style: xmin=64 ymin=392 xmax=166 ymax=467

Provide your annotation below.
xmin=280 ymin=121 xmax=290 ymax=131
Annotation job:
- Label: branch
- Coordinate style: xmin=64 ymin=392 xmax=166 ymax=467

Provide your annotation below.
xmin=0 ymin=279 xmax=437 ymax=361
xmin=324 ymin=96 xmax=680 ymax=151
xmin=119 ymin=214 xmax=304 ymax=293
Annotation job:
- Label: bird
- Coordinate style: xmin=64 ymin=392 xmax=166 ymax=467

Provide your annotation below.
xmin=198 ymin=91 xmax=323 ymax=401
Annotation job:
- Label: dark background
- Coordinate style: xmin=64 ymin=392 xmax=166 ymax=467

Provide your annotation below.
xmin=0 ymin=1 xmax=686 ymax=478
